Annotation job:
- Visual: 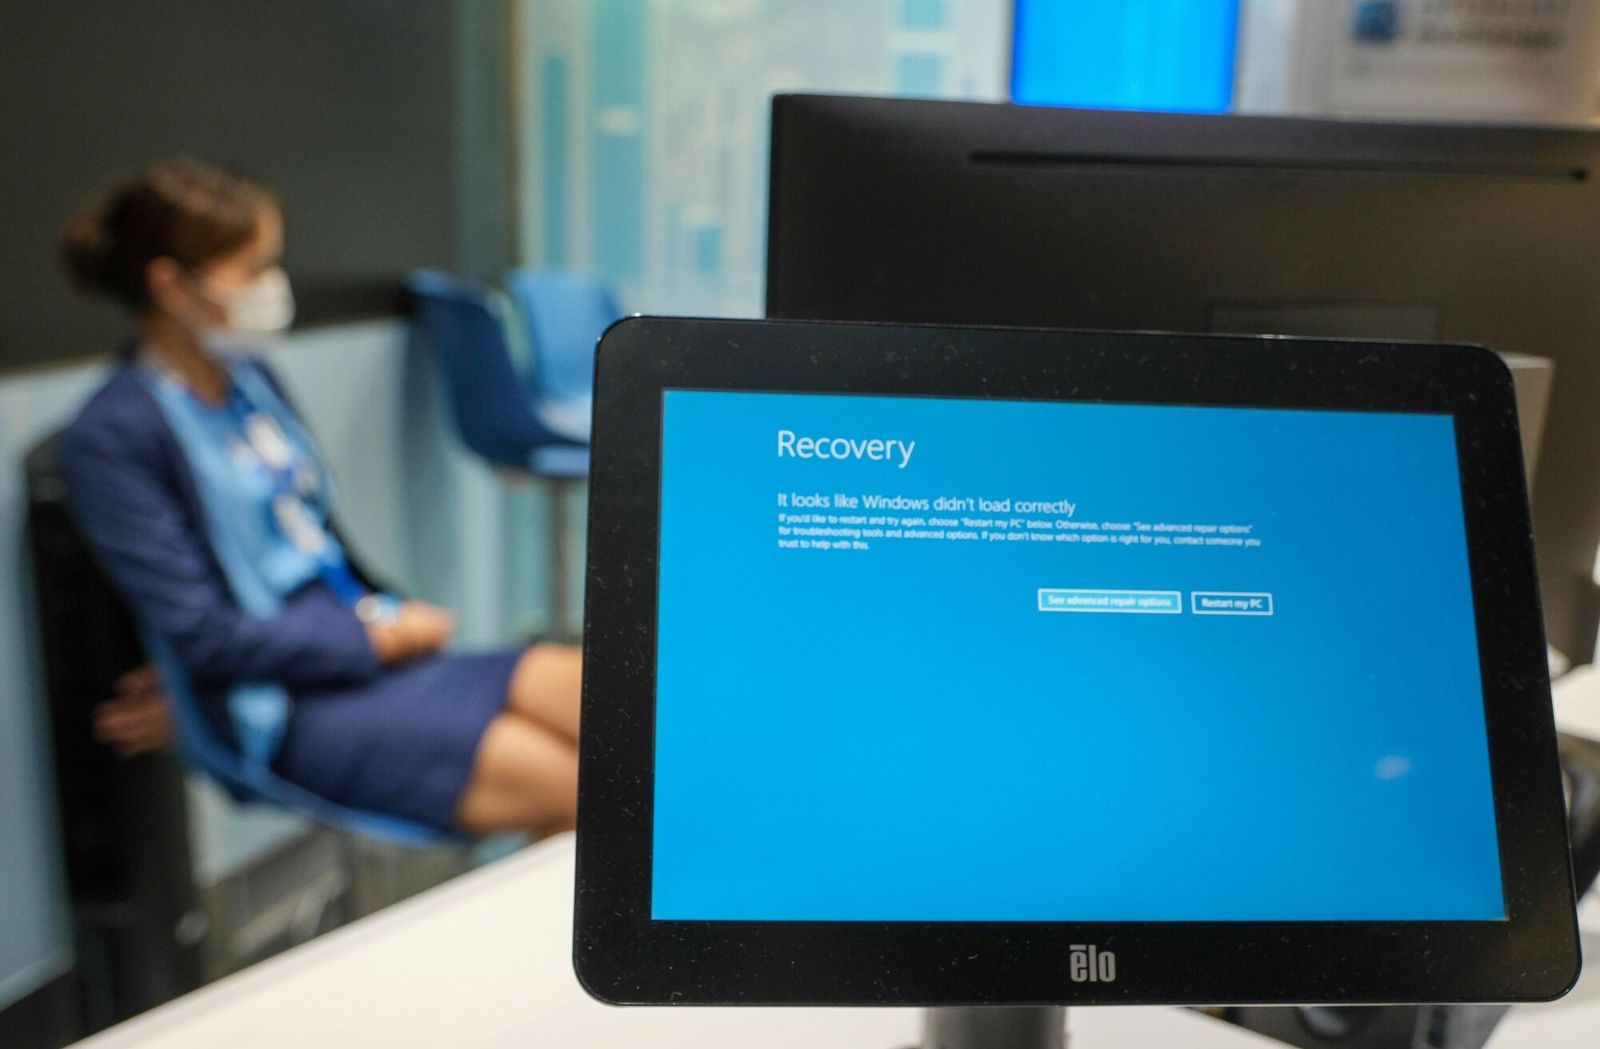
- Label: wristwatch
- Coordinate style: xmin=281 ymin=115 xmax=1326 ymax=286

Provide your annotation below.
xmin=354 ymin=593 xmax=401 ymax=626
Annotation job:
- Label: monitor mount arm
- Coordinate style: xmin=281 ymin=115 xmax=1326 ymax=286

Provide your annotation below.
xmin=918 ymin=1006 xmax=1067 ymax=1049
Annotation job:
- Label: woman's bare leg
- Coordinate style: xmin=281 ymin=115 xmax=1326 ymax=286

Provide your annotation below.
xmin=454 ymin=713 xmax=578 ymax=836
xmin=506 ymin=643 xmax=582 ymax=746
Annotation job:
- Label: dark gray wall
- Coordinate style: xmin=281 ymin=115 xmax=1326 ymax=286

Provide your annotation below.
xmin=0 ymin=1 xmax=512 ymax=372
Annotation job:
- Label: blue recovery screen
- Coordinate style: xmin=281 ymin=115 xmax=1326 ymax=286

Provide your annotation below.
xmin=651 ymin=390 xmax=1503 ymax=922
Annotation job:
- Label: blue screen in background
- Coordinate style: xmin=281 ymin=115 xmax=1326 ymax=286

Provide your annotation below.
xmin=652 ymin=391 xmax=1503 ymax=922
xmin=1012 ymin=0 xmax=1239 ymax=114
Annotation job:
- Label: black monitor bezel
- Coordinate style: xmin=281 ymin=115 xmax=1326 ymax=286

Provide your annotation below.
xmin=575 ymin=316 xmax=1580 ymax=1006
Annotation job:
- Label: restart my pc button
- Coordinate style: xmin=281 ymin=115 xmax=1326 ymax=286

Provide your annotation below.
xmin=1191 ymin=591 xmax=1274 ymax=616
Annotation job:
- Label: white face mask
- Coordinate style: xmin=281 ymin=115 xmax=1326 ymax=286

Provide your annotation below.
xmin=196 ymin=266 xmax=296 ymax=360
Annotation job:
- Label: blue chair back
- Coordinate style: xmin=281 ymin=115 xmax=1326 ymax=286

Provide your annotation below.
xmin=407 ymin=269 xmax=559 ymax=470
xmin=505 ymin=269 xmax=619 ymax=407
xmin=144 ymin=631 xmax=446 ymax=846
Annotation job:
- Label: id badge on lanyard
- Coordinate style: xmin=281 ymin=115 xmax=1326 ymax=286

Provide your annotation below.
xmin=231 ymin=393 xmax=366 ymax=605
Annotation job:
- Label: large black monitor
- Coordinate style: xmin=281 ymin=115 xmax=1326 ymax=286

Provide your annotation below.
xmin=575 ymin=317 xmax=1581 ymax=1007
xmin=765 ymin=94 xmax=1600 ymax=664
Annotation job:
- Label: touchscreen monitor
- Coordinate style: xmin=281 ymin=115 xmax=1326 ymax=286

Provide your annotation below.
xmin=574 ymin=317 xmax=1579 ymax=1006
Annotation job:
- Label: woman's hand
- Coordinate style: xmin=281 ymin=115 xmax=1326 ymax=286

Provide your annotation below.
xmin=366 ymin=601 xmax=456 ymax=665
xmin=93 ymin=664 xmax=175 ymax=757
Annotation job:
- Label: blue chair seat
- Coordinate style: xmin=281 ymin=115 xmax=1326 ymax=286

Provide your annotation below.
xmin=535 ymin=394 xmax=592 ymax=446
xmin=530 ymin=443 xmax=589 ymax=477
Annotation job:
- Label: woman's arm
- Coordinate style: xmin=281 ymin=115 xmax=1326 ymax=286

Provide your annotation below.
xmin=61 ymin=409 xmax=383 ymax=692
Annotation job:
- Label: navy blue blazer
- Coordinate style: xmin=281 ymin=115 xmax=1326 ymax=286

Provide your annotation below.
xmin=61 ymin=359 xmax=381 ymax=738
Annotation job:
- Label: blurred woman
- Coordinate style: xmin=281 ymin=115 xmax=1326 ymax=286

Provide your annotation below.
xmin=60 ymin=158 xmax=578 ymax=836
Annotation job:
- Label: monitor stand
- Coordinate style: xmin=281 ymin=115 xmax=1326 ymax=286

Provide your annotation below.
xmin=920 ymin=1006 xmax=1067 ymax=1049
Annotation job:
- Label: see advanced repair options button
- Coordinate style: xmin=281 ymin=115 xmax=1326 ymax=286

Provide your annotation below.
xmin=1038 ymin=589 xmax=1182 ymax=614
xmin=1191 ymin=592 xmax=1273 ymax=616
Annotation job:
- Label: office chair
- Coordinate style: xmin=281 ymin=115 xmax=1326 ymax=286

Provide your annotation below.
xmin=507 ymin=269 xmax=616 ymax=636
xmin=407 ymin=269 xmax=591 ymax=638
xmin=504 ymin=268 xmax=616 ymax=423
xmin=25 ymin=433 xmax=204 ymax=1030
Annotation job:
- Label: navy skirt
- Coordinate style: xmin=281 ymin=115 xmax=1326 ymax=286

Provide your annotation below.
xmin=274 ymin=648 xmax=523 ymax=832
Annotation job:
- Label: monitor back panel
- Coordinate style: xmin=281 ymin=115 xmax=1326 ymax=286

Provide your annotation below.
xmin=766 ymin=95 xmax=1600 ymax=663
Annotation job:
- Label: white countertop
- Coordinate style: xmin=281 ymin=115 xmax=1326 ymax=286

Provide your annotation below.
xmin=70 ymin=832 xmax=1279 ymax=1049
xmin=69 ymin=668 xmax=1600 ymax=1048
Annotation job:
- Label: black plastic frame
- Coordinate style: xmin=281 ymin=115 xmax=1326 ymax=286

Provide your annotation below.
xmin=575 ymin=316 xmax=1580 ymax=1007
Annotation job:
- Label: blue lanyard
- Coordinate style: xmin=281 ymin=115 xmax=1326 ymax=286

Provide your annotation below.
xmin=221 ymin=385 xmax=370 ymax=608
